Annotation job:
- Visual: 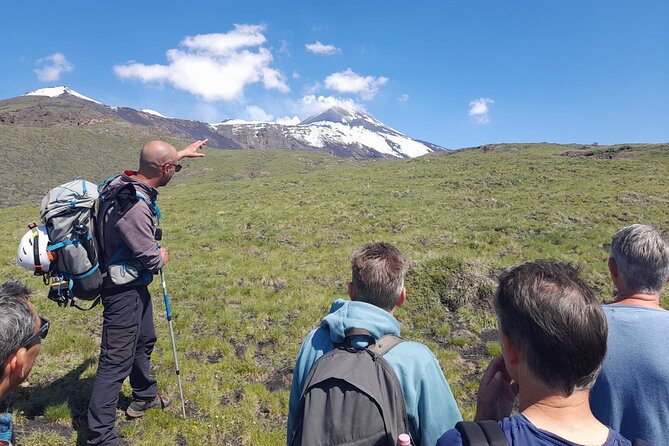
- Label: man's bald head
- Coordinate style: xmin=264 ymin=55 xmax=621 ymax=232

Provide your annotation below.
xmin=139 ymin=140 xmax=179 ymax=176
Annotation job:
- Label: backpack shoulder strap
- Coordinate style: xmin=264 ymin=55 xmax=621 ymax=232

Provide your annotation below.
xmin=341 ymin=328 xmax=404 ymax=356
xmin=456 ymin=421 xmax=510 ymax=446
xmin=114 ymin=183 xmax=139 ymax=216
xmin=368 ymin=334 xmax=403 ymax=356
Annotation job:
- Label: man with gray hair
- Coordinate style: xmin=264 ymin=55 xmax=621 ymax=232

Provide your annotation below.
xmin=590 ymin=224 xmax=669 ymax=444
xmin=287 ymin=242 xmax=461 ymax=446
xmin=0 ymin=280 xmax=49 ymax=443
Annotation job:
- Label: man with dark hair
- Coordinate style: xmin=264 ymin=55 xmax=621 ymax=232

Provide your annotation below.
xmin=438 ymin=260 xmax=631 ymax=446
xmin=287 ymin=242 xmax=461 ymax=446
xmin=87 ymin=139 xmax=206 ymax=446
xmin=590 ymin=224 xmax=669 ymax=445
xmin=0 ymin=280 xmax=49 ymax=443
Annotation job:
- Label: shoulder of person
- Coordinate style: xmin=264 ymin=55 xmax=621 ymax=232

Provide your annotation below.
xmin=388 ymin=339 xmax=438 ymax=359
xmin=436 ymin=427 xmax=463 ymax=446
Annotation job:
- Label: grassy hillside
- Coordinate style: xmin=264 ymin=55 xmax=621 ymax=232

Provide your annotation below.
xmin=0 ymin=143 xmax=667 ymax=445
xmin=0 ymin=114 xmax=198 ymax=208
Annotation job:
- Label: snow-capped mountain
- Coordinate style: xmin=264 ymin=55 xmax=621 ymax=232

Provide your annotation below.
xmin=25 ymin=86 xmax=102 ymax=104
xmin=212 ymin=106 xmax=446 ymax=158
xmin=12 ymin=87 xmax=447 ymax=159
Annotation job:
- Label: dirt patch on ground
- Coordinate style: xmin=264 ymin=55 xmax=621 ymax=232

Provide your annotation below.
xmin=558 ymin=145 xmax=639 ymax=159
xmin=15 ymin=417 xmax=74 ymax=444
xmin=617 ymin=191 xmax=669 ymax=206
xmin=407 ymin=256 xmax=497 ymax=312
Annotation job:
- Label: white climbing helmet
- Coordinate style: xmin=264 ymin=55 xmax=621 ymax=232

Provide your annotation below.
xmin=17 ymin=225 xmax=51 ymax=273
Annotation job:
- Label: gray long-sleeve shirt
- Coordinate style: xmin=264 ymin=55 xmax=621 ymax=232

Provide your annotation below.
xmin=99 ymin=171 xmax=163 ymax=275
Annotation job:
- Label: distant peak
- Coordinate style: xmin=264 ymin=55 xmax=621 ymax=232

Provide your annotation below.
xmin=300 ymin=105 xmax=369 ymax=126
xmin=24 ymin=86 xmax=102 ymax=104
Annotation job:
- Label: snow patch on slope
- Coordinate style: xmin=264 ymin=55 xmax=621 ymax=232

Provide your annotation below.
xmin=289 ymin=119 xmax=434 ymax=158
xmin=25 ymin=86 xmax=102 ymax=104
xmin=140 ymin=109 xmax=167 ymax=118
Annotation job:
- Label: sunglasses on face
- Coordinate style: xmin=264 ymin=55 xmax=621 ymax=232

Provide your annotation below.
xmin=20 ymin=316 xmax=50 ymax=349
xmin=163 ymin=163 xmax=182 ymax=172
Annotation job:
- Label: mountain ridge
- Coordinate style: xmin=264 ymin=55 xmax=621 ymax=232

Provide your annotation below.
xmin=7 ymin=86 xmax=448 ymax=159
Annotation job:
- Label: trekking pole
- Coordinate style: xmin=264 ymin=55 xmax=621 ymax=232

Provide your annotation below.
xmin=159 ymin=268 xmax=187 ymax=418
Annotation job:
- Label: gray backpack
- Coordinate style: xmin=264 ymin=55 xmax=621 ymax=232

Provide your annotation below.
xmin=290 ymin=328 xmax=411 ymax=446
xmin=40 ymin=179 xmax=103 ymax=306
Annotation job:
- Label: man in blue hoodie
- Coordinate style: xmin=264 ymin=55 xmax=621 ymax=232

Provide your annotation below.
xmin=287 ymin=242 xmax=461 ymax=446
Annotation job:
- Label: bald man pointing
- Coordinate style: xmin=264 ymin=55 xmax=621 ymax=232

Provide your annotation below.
xmin=87 ymin=139 xmax=206 ymax=446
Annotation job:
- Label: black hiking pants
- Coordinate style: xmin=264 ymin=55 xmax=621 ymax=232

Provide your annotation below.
xmin=87 ymin=285 xmax=158 ymax=446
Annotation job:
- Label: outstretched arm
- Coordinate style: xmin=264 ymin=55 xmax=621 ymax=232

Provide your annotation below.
xmin=177 ymin=139 xmax=208 ymax=160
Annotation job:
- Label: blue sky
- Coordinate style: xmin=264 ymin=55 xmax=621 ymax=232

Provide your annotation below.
xmin=1 ymin=1 xmax=668 ymax=149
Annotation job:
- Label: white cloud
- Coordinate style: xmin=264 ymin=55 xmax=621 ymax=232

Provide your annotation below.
xmin=468 ymin=97 xmax=494 ymax=124
xmin=323 ymin=68 xmax=388 ymax=100
xmin=276 ymin=115 xmax=301 ymax=125
xmin=398 ymin=94 xmax=410 ymax=102
xmin=302 ymin=81 xmax=322 ymax=96
xmin=244 ymin=105 xmax=274 ymax=122
xmin=181 ymin=24 xmax=266 ymax=55
xmin=305 ymin=41 xmax=341 ymax=55
xmin=239 ymin=105 xmax=300 ymax=125
xmin=114 ymin=24 xmax=289 ymax=102
xmin=34 ymin=53 xmax=73 ymax=82
xmin=292 ymin=71 xmax=301 ymax=80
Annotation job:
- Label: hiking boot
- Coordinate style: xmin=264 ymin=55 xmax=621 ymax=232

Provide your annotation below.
xmin=126 ymin=394 xmax=172 ymax=418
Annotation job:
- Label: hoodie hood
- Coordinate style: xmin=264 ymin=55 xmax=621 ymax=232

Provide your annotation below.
xmin=320 ymin=299 xmax=400 ymax=346
xmin=100 ymin=171 xmax=158 ymax=202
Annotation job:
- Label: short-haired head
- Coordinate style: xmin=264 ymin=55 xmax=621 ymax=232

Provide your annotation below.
xmin=0 ymin=281 xmax=36 ymax=371
xmin=495 ymin=260 xmax=607 ymax=396
xmin=610 ymin=224 xmax=669 ymax=295
xmin=138 ymin=140 xmax=179 ymax=185
xmin=351 ymin=242 xmax=407 ymax=311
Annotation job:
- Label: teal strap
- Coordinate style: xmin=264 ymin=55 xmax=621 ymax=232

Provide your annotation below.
xmin=47 ymin=234 xmax=93 ymax=252
xmin=104 ymin=247 xmax=128 ymax=270
xmin=72 ymin=263 xmax=99 ymax=280
xmin=135 ymin=192 xmax=161 ymax=220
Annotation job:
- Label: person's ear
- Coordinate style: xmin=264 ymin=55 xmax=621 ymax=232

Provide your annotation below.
xmin=2 ymin=350 xmax=24 ymax=387
xmin=395 ymin=287 xmax=406 ymax=309
xmin=608 ymin=257 xmax=618 ymax=280
xmin=501 ymin=332 xmax=520 ymax=367
xmin=13 ymin=347 xmax=31 ymax=380
xmin=348 ymin=282 xmax=356 ymax=300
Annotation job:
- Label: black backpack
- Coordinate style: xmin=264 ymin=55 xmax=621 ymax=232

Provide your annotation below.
xmin=456 ymin=421 xmax=510 ymax=446
xmin=456 ymin=421 xmax=652 ymax=446
xmin=289 ymin=328 xmax=411 ymax=446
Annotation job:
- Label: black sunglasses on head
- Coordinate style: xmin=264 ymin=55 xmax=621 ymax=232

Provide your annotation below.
xmin=20 ymin=316 xmax=50 ymax=349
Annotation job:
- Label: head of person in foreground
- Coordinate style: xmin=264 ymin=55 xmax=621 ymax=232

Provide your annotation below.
xmin=0 ymin=280 xmax=47 ymax=399
xmin=348 ymin=242 xmax=408 ymax=312
xmin=609 ymin=224 xmax=669 ymax=299
xmin=495 ymin=260 xmax=607 ymax=398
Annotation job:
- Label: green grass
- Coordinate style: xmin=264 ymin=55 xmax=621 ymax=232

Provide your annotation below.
xmin=44 ymin=402 xmax=72 ymax=424
xmin=486 ymin=341 xmax=502 ymax=358
xmin=0 ymin=142 xmax=668 ymax=444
